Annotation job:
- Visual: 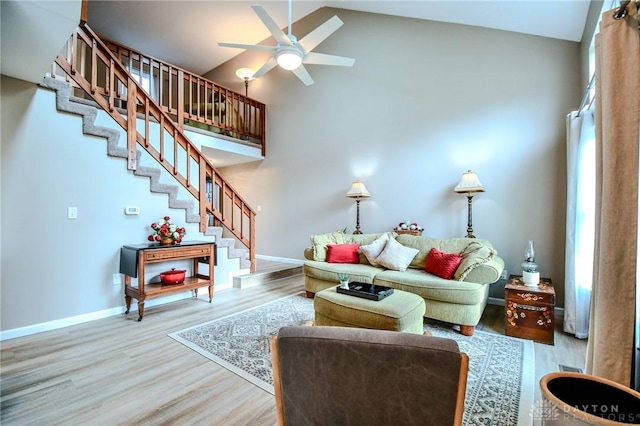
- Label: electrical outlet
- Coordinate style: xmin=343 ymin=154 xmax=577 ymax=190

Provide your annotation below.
xmin=112 ymin=273 xmax=122 ymax=285
xmin=67 ymin=207 xmax=78 ymax=219
xmin=500 ymin=269 xmax=508 ymax=280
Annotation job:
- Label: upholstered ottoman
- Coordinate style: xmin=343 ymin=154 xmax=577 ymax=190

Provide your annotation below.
xmin=314 ymin=286 xmax=426 ymax=334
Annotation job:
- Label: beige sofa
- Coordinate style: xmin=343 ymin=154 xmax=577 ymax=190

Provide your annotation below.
xmin=303 ymin=232 xmax=505 ymax=336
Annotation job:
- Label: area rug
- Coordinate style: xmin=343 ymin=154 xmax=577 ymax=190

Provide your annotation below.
xmin=169 ymin=292 xmax=535 ymax=426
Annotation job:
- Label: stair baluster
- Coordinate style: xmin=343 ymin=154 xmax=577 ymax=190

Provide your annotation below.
xmin=51 ymin=22 xmax=256 ymax=272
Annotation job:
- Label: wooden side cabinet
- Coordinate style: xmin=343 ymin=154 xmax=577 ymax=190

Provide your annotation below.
xmin=505 ymin=275 xmax=555 ymax=345
xmin=119 ymin=241 xmax=215 ymax=321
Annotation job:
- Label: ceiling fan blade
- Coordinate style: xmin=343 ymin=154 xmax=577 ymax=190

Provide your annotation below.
xmin=252 ymin=57 xmax=278 ymax=79
xmin=303 ymin=52 xmax=355 ymax=67
xmin=292 ymin=65 xmax=314 ymax=86
xmin=298 ymin=16 xmax=344 ymax=53
xmin=251 ymin=5 xmax=292 ymax=46
xmin=218 ymin=42 xmax=277 ymax=52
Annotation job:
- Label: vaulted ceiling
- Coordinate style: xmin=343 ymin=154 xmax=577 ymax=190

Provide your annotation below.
xmin=1 ymin=1 xmax=593 ymax=84
xmin=86 ymin=1 xmax=592 ymax=76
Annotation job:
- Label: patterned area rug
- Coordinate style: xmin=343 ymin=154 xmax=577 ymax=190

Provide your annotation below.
xmin=169 ymin=292 xmax=535 ymax=426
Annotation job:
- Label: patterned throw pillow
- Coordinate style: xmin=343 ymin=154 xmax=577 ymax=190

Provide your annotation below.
xmin=454 ymin=242 xmax=497 ymax=281
xmin=373 ymin=237 xmax=419 ymax=272
xmin=326 ymin=244 xmax=360 ymax=263
xmin=424 ymin=248 xmax=462 ymax=279
xmin=359 ymin=233 xmax=391 ymax=266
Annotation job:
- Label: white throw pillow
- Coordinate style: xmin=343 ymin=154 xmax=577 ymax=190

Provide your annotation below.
xmin=359 ymin=233 xmax=391 ymax=266
xmin=374 ymin=237 xmax=419 ymax=272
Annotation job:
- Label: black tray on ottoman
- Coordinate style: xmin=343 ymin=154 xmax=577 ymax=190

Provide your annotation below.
xmin=336 ymin=282 xmax=394 ymax=301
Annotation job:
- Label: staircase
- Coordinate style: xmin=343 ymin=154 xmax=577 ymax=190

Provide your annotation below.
xmin=49 ymin=22 xmax=257 ymax=271
xmin=41 ymin=76 xmax=251 ymax=270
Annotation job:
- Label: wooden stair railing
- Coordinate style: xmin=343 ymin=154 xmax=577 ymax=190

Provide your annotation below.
xmin=52 ymin=23 xmax=256 ymax=272
xmin=100 ymin=36 xmax=266 ymax=154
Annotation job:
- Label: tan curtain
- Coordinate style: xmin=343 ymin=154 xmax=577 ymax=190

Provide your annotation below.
xmin=586 ymin=4 xmax=640 ymax=386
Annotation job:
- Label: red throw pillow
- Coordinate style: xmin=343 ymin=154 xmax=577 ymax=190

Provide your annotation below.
xmin=425 ymin=248 xmax=462 ymax=279
xmin=326 ymin=244 xmax=360 ymax=264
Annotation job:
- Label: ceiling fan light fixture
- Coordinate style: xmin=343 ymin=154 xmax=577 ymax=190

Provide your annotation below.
xmin=218 ymin=4 xmax=353 ymax=85
xmin=276 ymin=47 xmax=303 ymax=70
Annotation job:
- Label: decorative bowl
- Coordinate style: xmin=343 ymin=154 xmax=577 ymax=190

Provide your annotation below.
xmin=394 ymin=229 xmax=423 ymax=236
xmin=159 ymin=268 xmax=186 ymax=285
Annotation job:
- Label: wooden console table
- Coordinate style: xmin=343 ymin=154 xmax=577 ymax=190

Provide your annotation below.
xmin=119 ymin=241 xmax=215 ymax=321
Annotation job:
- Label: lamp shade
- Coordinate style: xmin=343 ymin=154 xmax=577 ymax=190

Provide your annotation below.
xmin=276 ymin=47 xmax=303 ymax=70
xmin=454 ymin=170 xmax=485 ymax=193
xmin=235 ymin=67 xmax=254 ymax=80
xmin=345 ymin=180 xmax=371 ymax=199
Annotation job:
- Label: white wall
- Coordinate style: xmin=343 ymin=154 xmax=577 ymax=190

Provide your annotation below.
xmin=205 ymin=8 xmax=581 ymax=305
xmin=0 ymin=76 xmax=231 ymax=332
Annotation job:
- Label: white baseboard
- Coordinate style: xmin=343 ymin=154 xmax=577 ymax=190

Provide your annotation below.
xmin=0 ymin=288 xmax=229 ymax=342
xmin=256 ymin=254 xmax=304 ymax=265
xmin=1 ymin=253 xmax=299 ymax=341
xmin=0 ymin=306 xmax=125 ymax=341
xmin=488 ymin=297 xmax=506 ymax=306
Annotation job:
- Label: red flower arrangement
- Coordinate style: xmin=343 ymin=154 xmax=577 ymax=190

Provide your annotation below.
xmin=147 ymin=216 xmax=186 ymax=243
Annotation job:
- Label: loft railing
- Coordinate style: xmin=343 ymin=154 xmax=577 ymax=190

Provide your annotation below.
xmin=51 ymin=23 xmax=256 ymax=271
xmin=101 ymin=37 xmax=265 ymax=153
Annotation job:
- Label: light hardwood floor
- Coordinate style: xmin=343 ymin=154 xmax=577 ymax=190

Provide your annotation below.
xmin=1 ymin=274 xmax=586 ymax=425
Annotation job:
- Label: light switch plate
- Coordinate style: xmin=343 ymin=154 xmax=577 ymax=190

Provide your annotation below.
xmin=124 ymin=206 xmax=140 ymax=215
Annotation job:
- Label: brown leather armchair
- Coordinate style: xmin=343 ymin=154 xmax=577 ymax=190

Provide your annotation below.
xmin=271 ymin=326 xmax=469 ymax=425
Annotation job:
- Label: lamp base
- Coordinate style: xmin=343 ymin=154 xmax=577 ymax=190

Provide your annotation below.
xmin=523 ymin=271 xmax=540 ymax=286
xmin=464 ymin=194 xmax=476 ymax=238
xmin=353 ymin=199 xmax=363 ymax=234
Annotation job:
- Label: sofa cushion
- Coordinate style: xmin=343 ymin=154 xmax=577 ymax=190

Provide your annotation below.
xmin=394 ymin=235 xmax=439 ymax=268
xmin=303 ymin=261 xmax=382 ymax=284
xmin=395 ymin=234 xmax=494 ymax=270
xmin=424 ymin=248 xmax=461 ymax=279
xmin=373 ymin=268 xmax=486 ymax=305
xmin=454 ymin=241 xmax=497 ymax=281
xmin=373 ymin=238 xmax=419 ymax=272
xmin=359 ymin=233 xmax=390 ymax=266
xmin=311 ymin=232 xmax=347 ymax=261
xmin=346 ymin=232 xmax=396 ymax=264
xmin=311 ymin=232 xmax=392 ymax=263
xmin=326 ymin=244 xmax=360 ymax=263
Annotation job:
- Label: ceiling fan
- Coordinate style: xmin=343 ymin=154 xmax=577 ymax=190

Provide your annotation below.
xmin=218 ymin=1 xmax=355 ymax=86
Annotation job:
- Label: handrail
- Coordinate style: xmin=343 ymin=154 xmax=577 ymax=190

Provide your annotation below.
xmin=101 ymin=37 xmax=266 ymax=154
xmin=52 ymin=23 xmax=256 ymax=271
